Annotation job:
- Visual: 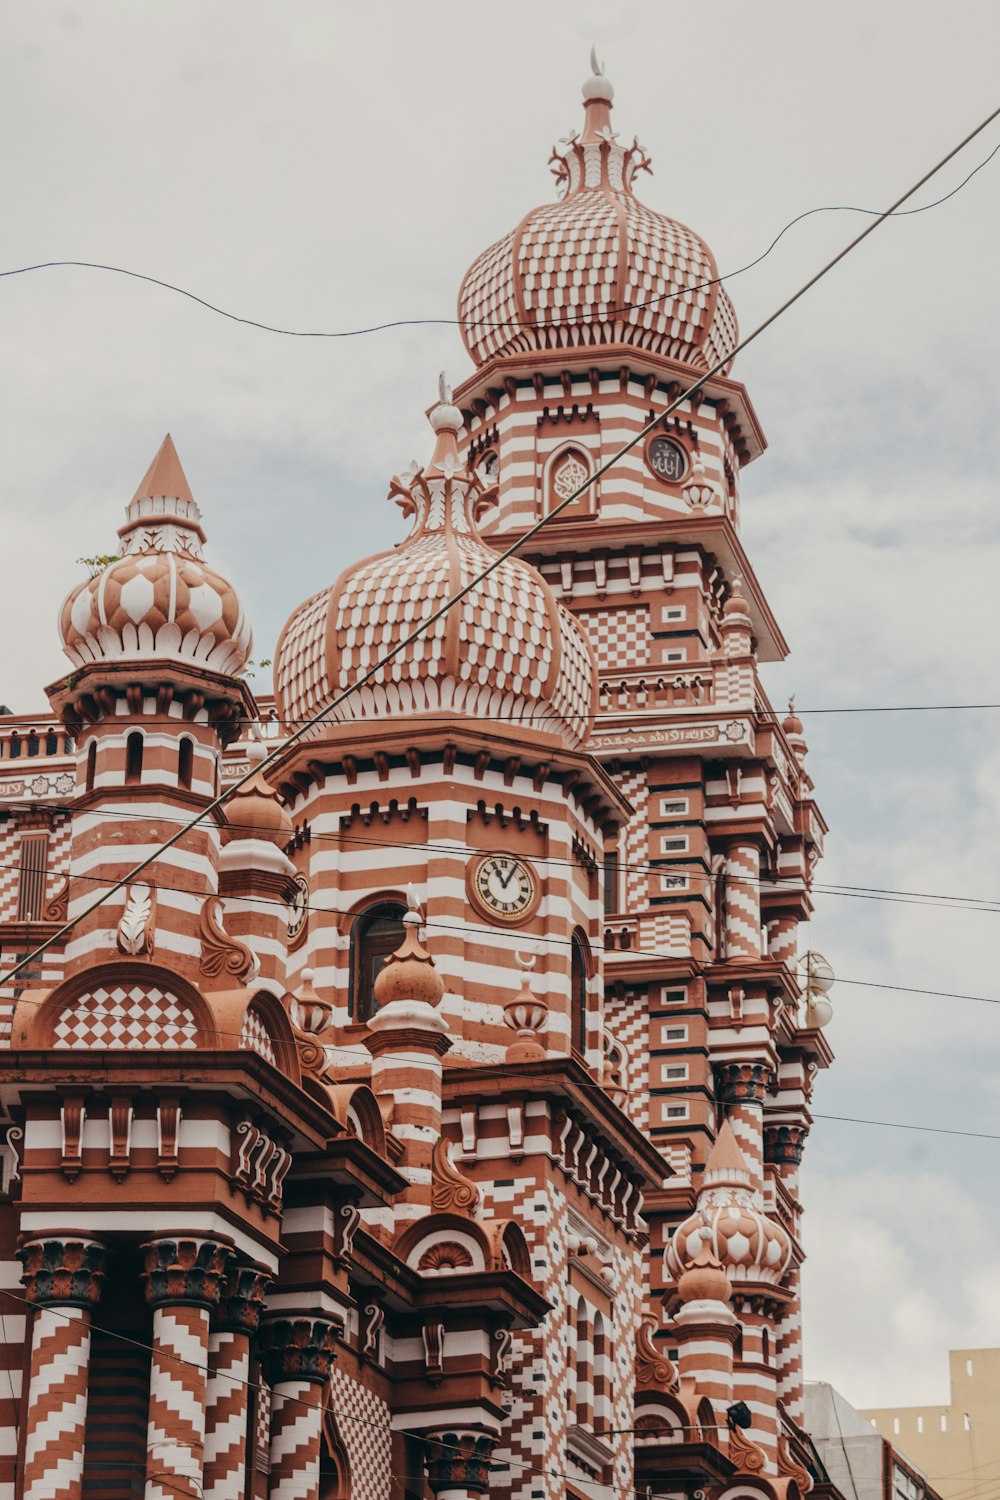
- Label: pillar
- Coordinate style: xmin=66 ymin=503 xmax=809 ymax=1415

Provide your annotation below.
xmin=17 ymin=1236 xmax=105 ymax=1500
xmin=716 ymin=1060 xmax=772 ymax=1183
xmin=142 ymin=1235 xmax=234 ymax=1500
xmin=259 ymin=1318 xmax=339 ymax=1500
xmin=765 ymin=1123 xmax=808 ymax=1421
xmin=203 ymin=1264 xmax=271 ymax=1500
xmin=424 ymin=1430 xmax=498 ymax=1500
xmin=724 ymin=841 xmax=761 ymax=961
xmin=766 ymin=912 xmax=798 ymax=965
xmin=672 ymin=1258 xmax=737 ymax=1426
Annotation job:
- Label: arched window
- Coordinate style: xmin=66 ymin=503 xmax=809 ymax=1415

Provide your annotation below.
xmin=45 ymin=730 xmax=58 ymax=756
xmin=565 ymin=1297 xmax=579 ymax=1425
xmin=9 ymin=734 xmax=20 ymax=760
xmin=85 ymin=741 xmax=97 ymax=794
xmin=570 ymin=933 xmax=589 ymax=1057
xmin=762 ymin=1328 xmax=771 ymax=1364
xmin=547 ymin=446 xmax=594 ymax=520
xmin=177 ymin=737 xmax=194 ymax=791
xmin=351 ymin=901 xmax=407 ymax=1023
xmin=125 ymin=732 xmax=144 ymax=785
xmin=26 ymin=732 xmax=39 ymax=758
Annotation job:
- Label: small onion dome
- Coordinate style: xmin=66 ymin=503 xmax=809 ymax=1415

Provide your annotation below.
xmin=783 ymin=696 xmax=808 ymax=760
xmin=274 ymin=378 xmax=597 ymax=747
xmin=458 ymin=53 xmax=737 ymax=371
xmin=665 ymin=1121 xmax=792 ymax=1287
xmin=372 ymin=894 xmax=445 ymax=1010
xmin=722 ymin=578 xmax=752 ymax=620
xmin=677 ymin=1248 xmax=733 ymax=1306
xmin=59 ymin=435 xmax=252 ymax=676
xmin=221 ymin=742 xmax=293 ymax=847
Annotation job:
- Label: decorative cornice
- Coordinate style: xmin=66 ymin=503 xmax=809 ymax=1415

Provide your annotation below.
xmin=18 ymin=1237 xmax=106 ymax=1309
xmin=431 ymin=1136 xmax=480 ymax=1216
xmin=216 ymin=1264 xmax=271 ymax=1335
xmin=424 ymin=1431 xmax=497 ymax=1497
xmin=142 ymin=1236 xmax=234 ymax=1310
xmin=259 ymin=1317 xmax=341 ymax=1387
xmin=634 ymin=1319 xmax=678 ymax=1392
xmin=199 ymin=895 xmax=260 ymax=985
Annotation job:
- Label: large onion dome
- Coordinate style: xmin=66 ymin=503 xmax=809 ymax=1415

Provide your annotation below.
xmin=59 ymin=435 xmax=252 ymax=675
xmin=274 ymin=381 xmax=597 ymax=747
xmin=665 ymin=1121 xmax=792 ymax=1288
xmin=458 ymin=52 xmax=737 ymax=372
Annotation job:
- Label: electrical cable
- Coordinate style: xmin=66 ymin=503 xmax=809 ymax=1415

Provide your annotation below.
xmin=0 ymin=1284 xmax=652 ymax=1500
xmin=6 ymin=849 xmax=1000 ymax=1011
xmin=23 ymin=798 xmax=1000 ymax=914
xmin=3 ymin=98 xmax=999 ymax=1001
xmin=0 ymin=136 xmax=996 ymax=341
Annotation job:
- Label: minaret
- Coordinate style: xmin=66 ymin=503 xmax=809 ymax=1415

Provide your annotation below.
xmin=48 ymin=436 xmax=256 ymax=991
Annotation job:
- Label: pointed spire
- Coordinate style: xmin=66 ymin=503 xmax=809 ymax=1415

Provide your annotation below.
xmin=132 ymin=433 xmax=194 ymax=505
xmin=580 ymin=45 xmax=614 ymax=142
xmin=702 ymin=1119 xmax=753 ymax=1190
xmin=119 ymin=433 xmax=205 ymax=553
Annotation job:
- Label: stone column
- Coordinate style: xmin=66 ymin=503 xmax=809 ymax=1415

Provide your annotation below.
xmin=765 ymin=1123 xmax=808 ymax=1421
xmin=724 ymin=841 xmax=761 ymax=961
xmin=424 ymin=1431 xmax=498 ymax=1500
xmin=203 ymin=1264 xmax=271 ymax=1500
xmin=716 ymin=1060 xmax=772 ymax=1183
xmin=672 ymin=1258 xmax=738 ymax=1415
xmin=142 ymin=1236 xmax=234 ymax=1500
xmin=18 ymin=1236 xmax=106 ymax=1500
xmin=259 ymin=1318 xmax=339 ymax=1500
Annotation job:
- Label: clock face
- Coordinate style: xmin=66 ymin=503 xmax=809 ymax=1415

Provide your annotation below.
xmin=287 ymin=873 xmax=310 ymax=945
xmin=470 ymin=854 xmax=539 ymax=925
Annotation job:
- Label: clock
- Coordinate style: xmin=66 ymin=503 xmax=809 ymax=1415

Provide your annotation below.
xmin=468 ymin=853 xmax=540 ymax=926
xmin=287 ymin=872 xmax=310 ymax=948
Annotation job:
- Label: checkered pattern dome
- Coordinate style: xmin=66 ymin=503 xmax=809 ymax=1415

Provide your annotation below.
xmin=58 ymin=435 xmax=252 ymax=676
xmin=275 ymin=394 xmax=597 ymax=747
xmin=458 ymin=101 xmax=737 ymax=373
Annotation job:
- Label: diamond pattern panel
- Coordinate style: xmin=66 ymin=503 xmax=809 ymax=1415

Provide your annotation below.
xmin=580 ymin=607 xmax=651 ymax=672
xmin=52 ymin=984 xmax=199 ymax=1049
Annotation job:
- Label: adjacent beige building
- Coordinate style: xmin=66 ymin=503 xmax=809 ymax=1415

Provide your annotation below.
xmin=862 ymin=1348 xmax=1000 ymax=1500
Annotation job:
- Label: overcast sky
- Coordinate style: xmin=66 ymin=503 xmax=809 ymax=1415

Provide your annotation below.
xmin=3 ymin=0 xmax=1000 ymax=1417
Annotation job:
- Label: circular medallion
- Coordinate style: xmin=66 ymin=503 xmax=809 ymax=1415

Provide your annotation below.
xmin=467 ymin=854 xmax=540 ymax=926
xmin=287 ymin=872 xmax=310 ymax=948
xmin=645 ymin=435 xmax=687 ymax=485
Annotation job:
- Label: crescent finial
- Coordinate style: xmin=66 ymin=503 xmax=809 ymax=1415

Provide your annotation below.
xmin=590 ymin=43 xmax=604 ymax=77
xmin=438 ymin=370 xmax=451 ymax=406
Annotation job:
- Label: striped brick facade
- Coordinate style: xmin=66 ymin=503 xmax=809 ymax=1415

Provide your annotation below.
xmin=0 ymin=50 xmax=837 ymax=1500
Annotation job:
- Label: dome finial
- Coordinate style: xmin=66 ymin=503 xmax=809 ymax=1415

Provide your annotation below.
xmin=581 ymin=45 xmax=614 ymax=140
xmin=427 ymin=370 xmax=464 ymax=472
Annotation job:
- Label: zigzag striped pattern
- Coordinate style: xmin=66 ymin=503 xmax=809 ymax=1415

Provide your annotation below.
xmin=145 ymin=1304 xmax=210 ymax=1500
xmin=203 ymin=1329 xmax=250 ymax=1499
xmin=267 ymin=1379 xmax=322 ymax=1500
xmin=23 ymin=1306 xmax=90 ymax=1500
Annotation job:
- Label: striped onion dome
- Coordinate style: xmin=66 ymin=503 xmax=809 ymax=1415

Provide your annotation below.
xmin=59 ymin=435 xmax=252 ymax=676
xmin=458 ymin=52 xmax=738 ymax=372
xmin=274 ymin=381 xmax=597 ymax=747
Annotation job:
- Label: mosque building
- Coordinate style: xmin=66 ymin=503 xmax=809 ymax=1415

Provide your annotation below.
xmin=0 ymin=53 xmax=839 ymax=1500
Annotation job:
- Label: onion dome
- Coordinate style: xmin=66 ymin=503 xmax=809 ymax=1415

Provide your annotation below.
xmin=221 ymin=742 xmax=293 ymax=847
xmin=373 ymin=893 xmax=445 ymax=1011
xmin=59 ymin=435 xmax=252 ymax=675
xmin=458 ymin=50 xmax=737 ymax=371
xmin=783 ymin=695 xmax=808 ymax=761
xmin=274 ymin=379 xmax=597 ymax=746
xmin=665 ymin=1121 xmax=792 ymax=1287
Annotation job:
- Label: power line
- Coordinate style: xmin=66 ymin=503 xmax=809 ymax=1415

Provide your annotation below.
xmin=3 ymin=98 xmax=998 ymax=995
xmin=14 ymin=798 xmax=1000 ymax=916
xmin=0 ymin=137 xmax=996 ymax=340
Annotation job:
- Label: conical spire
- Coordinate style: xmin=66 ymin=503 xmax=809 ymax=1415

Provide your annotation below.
xmin=119 ymin=433 xmax=205 ymax=556
xmin=701 ymin=1119 xmax=753 ymax=1190
xmin=131 ymin=433 xmax=194 ymax=506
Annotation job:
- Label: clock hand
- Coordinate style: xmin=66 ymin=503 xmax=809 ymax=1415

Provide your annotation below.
xmin=497 ymin=865 xmax=516 ymax=890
